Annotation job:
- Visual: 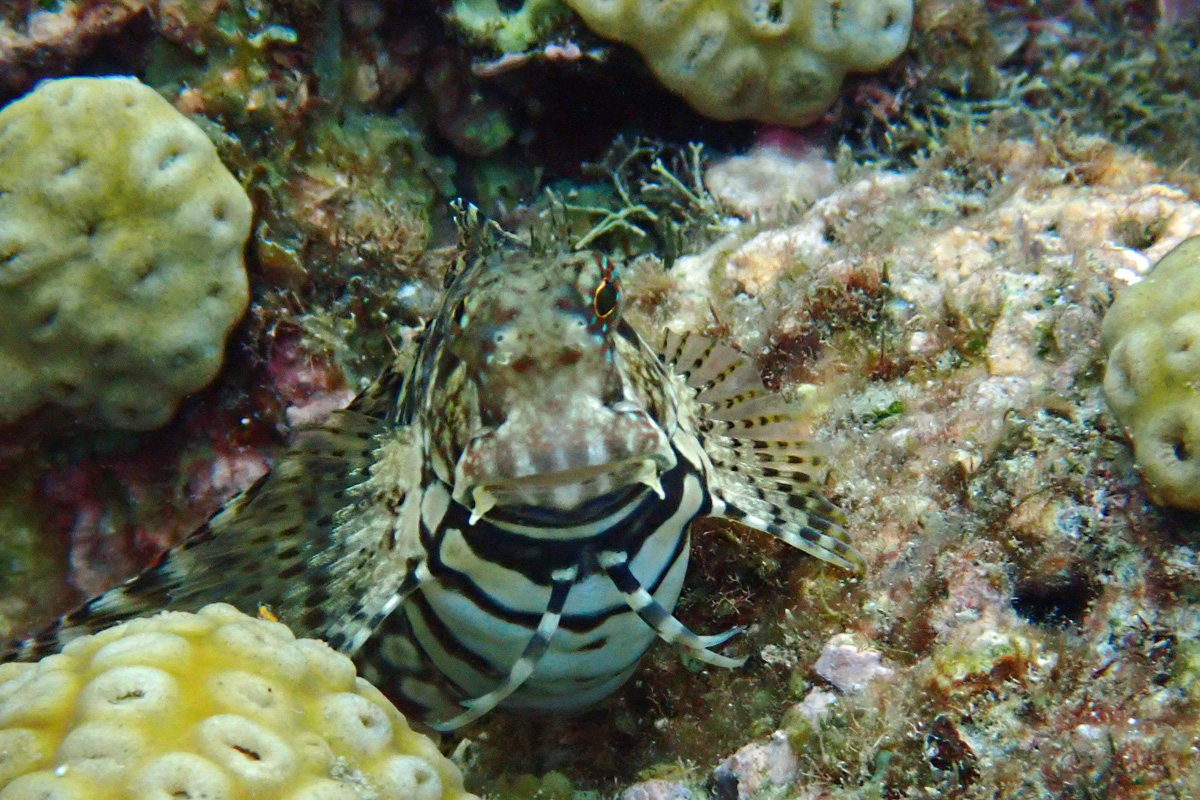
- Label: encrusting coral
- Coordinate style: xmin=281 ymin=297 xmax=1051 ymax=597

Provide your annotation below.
xmin=561 ymin=0 xmax=913 ymax=125
xmin=0 ymin=603 xmax=477 ymax=800
xmin=0 ymin=75 xmax=251 ymax=430
xmin=1102 ymin=236 xmax=1200 ymax=510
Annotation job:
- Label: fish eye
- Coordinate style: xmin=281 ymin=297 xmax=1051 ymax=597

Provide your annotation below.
xmin=593 ymin=279 xmax=619 ymax=320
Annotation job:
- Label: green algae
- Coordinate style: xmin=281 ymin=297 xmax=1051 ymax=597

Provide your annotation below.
xmin=449 ymin=0 xmax=570 ymax=54
xmin=838 ymin=0 xmax=1200 ymax=169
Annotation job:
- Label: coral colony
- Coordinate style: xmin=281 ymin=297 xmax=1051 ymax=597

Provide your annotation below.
xmin=0 ymin=603 xmax=476 ymax=800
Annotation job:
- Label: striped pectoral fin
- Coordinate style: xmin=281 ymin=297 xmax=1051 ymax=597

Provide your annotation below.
xmin=707 ymin=438 xmax=863 ymax=573
xmin=323 ymin=558 xmax=432 ymax=657
xmin=3 ymin=389 xmax=421 ymax=663
xmin=691 ymin=373 xmax=866 ymax=574
xmin=660 ymin=330 xmax=766 ymax=403
xmin=6 ymin=564 xmax=178 ymax=662
xmin=662 ymin=327 xmax=853 ymax=571
xmin=598 ymin=551 xmax=746 ymax=669
xmin=429 ymin=566 xmax=578 ymax=731
xmin=720 ymin=495 xmax=864 ymax=573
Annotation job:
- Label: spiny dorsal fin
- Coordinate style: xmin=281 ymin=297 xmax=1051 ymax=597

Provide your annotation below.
xmin=6 ymin=365 xmax=426 ymax=662
xmin=665 ymin=329 xmax=865 ymax=573
xmin=450 ymin=200 xmax=529 ymax=271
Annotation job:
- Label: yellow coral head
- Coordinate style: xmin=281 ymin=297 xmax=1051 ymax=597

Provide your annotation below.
xmin=560 ymin=0 xmax=913 ymax=125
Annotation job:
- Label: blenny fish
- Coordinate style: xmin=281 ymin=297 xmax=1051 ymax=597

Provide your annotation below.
xmin=8 ymin=242 xmax=863 ymax=730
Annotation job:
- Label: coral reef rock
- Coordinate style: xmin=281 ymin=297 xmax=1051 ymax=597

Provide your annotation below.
xmin=0 ymin=75 xmax=250 ymax=430
xmin=0 ymin=603 xmax=477 ymax=800
xmin=600 ymin=136 xmax=1200 ymax=799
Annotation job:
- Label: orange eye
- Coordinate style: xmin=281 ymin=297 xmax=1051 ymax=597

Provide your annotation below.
xmin=593 ymin=279 xmax=618 ymax=319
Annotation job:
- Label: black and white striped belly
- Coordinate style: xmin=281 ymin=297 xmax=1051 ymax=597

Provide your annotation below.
xmin=376 ymin=451 xmax=709 ymax=715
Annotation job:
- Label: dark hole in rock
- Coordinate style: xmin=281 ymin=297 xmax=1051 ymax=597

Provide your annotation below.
xmin=1011 ymin=571 xmax=1099 ymax=629
xmin=709 ymin=765 xmax=739 ymax=800
xmin=60 ymin=154 xmax=86 ymax=176
xmin=51 ymin=380 xmax=79 ymax=399
xmin=118 ymin=404 xmax=144 ymax=420
xmin=170 ymin=350 xmax=196 ymax=369
xmin=1115 ymin=216 xmax=1167 ymax=251
xmin=683 ymin=34 xmax=720 ymax=70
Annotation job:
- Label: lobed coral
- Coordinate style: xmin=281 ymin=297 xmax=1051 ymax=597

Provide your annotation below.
xmin=1102 ymin=236 xmax=1200 ymax=510
xmin=0 ymin=75 xmax=251 ymax=430
xmin=561 ymin=0 xmax=912 ymax=125
xmin=0 ymin=603 xmax=476 ymax=800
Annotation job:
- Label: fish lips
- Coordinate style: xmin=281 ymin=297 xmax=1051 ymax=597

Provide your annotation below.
xmin=452 ymin=406 xmax=676 ymax=514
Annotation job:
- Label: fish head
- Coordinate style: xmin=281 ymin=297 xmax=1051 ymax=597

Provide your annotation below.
xmin=427 ymin=249 xmax=676 ymax=515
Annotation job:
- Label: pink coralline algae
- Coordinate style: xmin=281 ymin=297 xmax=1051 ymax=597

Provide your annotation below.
xmin=813 ymin=634 xmax=895 ymax=694
xmin=711 ymin=733 xmax=802 ymax=800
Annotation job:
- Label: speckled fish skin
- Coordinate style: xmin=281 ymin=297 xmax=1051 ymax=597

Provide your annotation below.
xmin=7 ymin=244 xmax=863 ymax=731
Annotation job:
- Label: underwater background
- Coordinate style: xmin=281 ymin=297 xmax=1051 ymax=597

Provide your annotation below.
xmin=2 ymin=1 xmax=1200 ymax=797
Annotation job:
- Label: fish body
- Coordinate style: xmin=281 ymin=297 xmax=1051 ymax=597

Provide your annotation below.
xmin=9 ymin=245 xmax=862 ymax=729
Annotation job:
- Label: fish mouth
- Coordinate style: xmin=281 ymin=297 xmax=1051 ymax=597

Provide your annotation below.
xmin=452 ymin=406 xmax=676 ymax=518
xmin=461 ymin=455 xmax=673 ymax=518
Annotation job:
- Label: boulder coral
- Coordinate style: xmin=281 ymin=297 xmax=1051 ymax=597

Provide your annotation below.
xmin=561 ymin=0 xmax=913 ymax=125
xmin=0 ymin=603 xmax=477 ymax=800
xmin=1102 ymin=236 xmax=1200 ymax=510
xmin=0 ymin=76 xmax=251 ymax=430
